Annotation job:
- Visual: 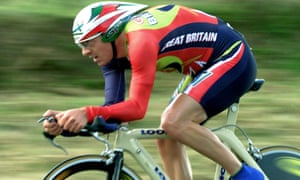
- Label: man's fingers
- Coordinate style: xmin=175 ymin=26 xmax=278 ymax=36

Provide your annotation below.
xmin=63 ymin=118 xmax=82 ymax=133
xmin=43 ymin=121 xmax=63 ymax=136
xmin=45 ymin=127 xmax=62 ymax=136
xmin=43 ymin=109 xmax=60 ymax=117
xmin=69 ymin=122 xmax=83 ymax=133
xmin=52 ymin=108 xmax=88 ymax=133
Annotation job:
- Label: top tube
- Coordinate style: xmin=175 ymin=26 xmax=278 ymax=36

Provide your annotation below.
xmin=119 ymin=126 xmax=168 ymax=139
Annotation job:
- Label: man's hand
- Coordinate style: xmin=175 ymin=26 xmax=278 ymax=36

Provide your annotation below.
xmin=42 ymin=110 xmax=63 ymax=136
xmin=55 ymin=108 xmax=88 ymax=133
xmin=42 ymin=108 xmax=88 ymax=135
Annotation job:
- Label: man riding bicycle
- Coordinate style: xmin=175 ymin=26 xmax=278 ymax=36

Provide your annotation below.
xmin=42 ymin=1 xmax=264 ymax=179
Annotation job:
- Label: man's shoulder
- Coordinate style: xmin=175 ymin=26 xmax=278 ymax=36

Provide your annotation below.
xmin=125 ymin=4 xmax=181 ymax=32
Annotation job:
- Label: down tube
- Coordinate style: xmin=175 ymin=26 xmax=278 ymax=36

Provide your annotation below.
xmin=214 ymin=129 xmax=269 ymax=180
xmin=116 ymin=128 xmax=169 ymax=180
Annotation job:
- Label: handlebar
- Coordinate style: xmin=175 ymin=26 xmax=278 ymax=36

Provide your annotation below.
xmin=38 ymin=116 xmax=120 ymax=154
xmin=38 ymin=116 xmax=120 ymax=139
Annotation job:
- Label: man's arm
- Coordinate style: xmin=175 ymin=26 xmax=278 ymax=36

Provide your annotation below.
xmin=85 ymin=35 xmax=158 ymax=123
xmin=101 ymin=57 xmax=131 ymax=106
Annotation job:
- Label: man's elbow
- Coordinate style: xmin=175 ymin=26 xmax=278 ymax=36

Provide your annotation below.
xmin=129 ymin=104 xmax=147 ymax=121
xmin=134 ymin=108 xmax=147 ymax=120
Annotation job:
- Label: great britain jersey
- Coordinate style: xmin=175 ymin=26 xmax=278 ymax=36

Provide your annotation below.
xmin=85 ymin=4 xmax=249 ymax=122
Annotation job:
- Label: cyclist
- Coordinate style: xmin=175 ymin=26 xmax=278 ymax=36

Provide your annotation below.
xmin=42 ymin=1 xmax=264 ymax=179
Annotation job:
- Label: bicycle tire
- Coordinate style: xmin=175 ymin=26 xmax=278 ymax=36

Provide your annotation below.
xmin=43 ymin=154 xmax=140 ymax=180
xmin=257 ymin=145 xmax=300 ymax=180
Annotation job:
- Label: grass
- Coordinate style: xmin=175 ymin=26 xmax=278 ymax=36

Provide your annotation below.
xmin=1 ymin=69 xmax=300 ymax=179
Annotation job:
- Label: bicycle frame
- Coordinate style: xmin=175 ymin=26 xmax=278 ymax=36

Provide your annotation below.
xmin=114 ymin=126 xmax=169 ymax=179
xmin=43 ymin=78 xmax=300 ymax=179
xmin=212 ymin=102 xmax=268 ymax=180
xmin=111 ymin=101 xmax=269 ymax=180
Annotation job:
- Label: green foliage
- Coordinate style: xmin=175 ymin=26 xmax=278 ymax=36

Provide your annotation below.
xmin=0 ymin=0 xmax=299 ymax=91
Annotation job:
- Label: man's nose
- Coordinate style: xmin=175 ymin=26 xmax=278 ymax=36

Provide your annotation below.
xmin=81 ymin=47 xmax=91 ymax=56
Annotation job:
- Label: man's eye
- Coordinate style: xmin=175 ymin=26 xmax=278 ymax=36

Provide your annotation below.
xmin=77 ymin=41 xmax=90 ymax=49
xmin=81 ymin=41 xmax=89 ymax=47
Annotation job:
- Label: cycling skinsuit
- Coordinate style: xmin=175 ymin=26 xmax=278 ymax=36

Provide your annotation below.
xmin=85 ymin=4 xmax=257 ymax=122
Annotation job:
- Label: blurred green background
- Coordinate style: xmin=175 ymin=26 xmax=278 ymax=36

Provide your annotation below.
xmin=0 ymin=0 xmax=299 ymax=179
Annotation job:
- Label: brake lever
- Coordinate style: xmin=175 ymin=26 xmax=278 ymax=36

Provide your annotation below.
xmin=38 ymin=116 xmax=68 ymax=155
xmin=43 ymin=132 xmax=68 ymax=155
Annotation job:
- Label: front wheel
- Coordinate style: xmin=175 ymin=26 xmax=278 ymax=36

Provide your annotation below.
xmin=43 ymin=154 xmax=140 ymax=180
xmin=257 ymin=145 xmax=300 ymax=180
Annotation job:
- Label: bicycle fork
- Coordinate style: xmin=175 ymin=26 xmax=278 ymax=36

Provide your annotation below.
xmin=105 ymin=149 xmax=124 ymax=180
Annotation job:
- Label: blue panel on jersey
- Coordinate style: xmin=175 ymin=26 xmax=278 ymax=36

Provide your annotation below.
xmin=159 ymin=23 xmax=218 ymax=54
xmin=156 ymin=4 xmax=175 ymax=11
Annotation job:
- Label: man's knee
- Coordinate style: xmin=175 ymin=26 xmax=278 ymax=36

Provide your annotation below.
xmin=160 ymin=94 xmax=208 ymax=136
xmin=160 ymin=110 xmax=181 ymax=138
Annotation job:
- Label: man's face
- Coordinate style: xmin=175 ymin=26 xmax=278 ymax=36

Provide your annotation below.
xmin=79 ymin=36 xmax=113 ymax=66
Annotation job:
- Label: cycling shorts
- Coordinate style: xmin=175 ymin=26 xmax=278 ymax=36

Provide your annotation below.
xmin=183 ymin=41 xmax=257 ymax=118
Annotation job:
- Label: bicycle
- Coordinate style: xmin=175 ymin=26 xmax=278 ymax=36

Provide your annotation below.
xmin=38 ymin=79 xmax=300 ymax=180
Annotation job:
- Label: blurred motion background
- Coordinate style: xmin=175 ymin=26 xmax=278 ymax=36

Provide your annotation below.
xmin=0 ymin=0 xmax=299 ymax=179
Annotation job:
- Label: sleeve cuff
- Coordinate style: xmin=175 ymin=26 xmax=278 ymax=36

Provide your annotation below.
xmin=85 ymin=106 xmax=110 ymax=123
